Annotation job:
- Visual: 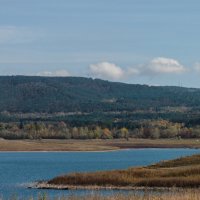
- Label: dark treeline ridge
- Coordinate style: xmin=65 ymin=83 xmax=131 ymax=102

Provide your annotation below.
xmin=1 ymin=76 xmax=200 ymax=113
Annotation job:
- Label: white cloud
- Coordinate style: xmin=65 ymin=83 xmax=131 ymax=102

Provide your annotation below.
xmin=147 ymin=57 xmax=186 ymax=74
xmin=37 ymin=70 xmax=71 ymax=77
xmin=127 ymin=57 xmax=186 ymax=76
xmin=90 ymin=62 xmax=124 ymax=80
xmin=89 ymin=57 xmax=186 ymax=81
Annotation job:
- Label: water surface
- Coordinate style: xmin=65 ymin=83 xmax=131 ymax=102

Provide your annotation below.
xmin=0 ymin=148 xmax=200 ymax=198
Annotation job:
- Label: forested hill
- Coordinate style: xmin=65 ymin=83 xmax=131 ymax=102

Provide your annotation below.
xmin=0 ymin=76 xmax=200 ymax=113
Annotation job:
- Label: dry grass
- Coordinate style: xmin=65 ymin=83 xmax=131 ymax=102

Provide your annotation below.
xmin=6 ymin=190 xmax=200 ymax=200
xmin=26 ymin=190 xmax=200 ymax=200
xmin=64 ymin=191 xmax=200 ymax=200
xmin=150 ymin=153 xmax=200 ymax=168
xmin=48 ymin=154 xmax=200 ymax=188
xmin=0 ymin=138 xmax=200 ymax=151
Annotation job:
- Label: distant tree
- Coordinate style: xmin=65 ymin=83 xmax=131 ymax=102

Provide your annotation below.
xmin=19 ymin=120 xmax=24 ymax=129
xmin=93 ymin=126 xmax=102 ymax=139
xmin=72 ymin=127 xmax=79 ymax=139
xmin=120 ymin=127 xmax=129 ymax=140
xmin=101 ymin=128 xmax=113 ymax=139
xmin=150 ymin=128 xmax=160 ymax=139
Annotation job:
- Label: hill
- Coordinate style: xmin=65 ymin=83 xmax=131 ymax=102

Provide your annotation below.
xmin=0 ymin=76 xmax=200 ymax=113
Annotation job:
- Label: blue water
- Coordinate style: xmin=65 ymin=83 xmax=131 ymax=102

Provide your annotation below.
xmin=0 ymin=148 xmax=200 ymax=199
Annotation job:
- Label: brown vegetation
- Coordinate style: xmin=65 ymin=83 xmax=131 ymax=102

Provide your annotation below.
xmin=8 ymin=190 xmax=200 ymax=200
xmin=47 ymin=154 xmax=200 ymax=188
xmin=61 ymin=191 xmax=200 ymax=200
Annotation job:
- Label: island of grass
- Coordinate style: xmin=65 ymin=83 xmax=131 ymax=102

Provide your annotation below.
xmin=34 ymin=153 xmax=200 ymax=190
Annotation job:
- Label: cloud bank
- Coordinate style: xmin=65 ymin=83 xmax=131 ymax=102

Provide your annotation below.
xmin=33 ymin=57 xmax=189 ymax=80
xmin=89 ymin=57 xmax=187 ymax=81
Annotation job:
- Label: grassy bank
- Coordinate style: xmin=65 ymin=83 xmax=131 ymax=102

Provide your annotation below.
xmin=1 ymin=138 xmax=200 ymax=151
xmin=45 ymin=154 xmax=200 ymax=188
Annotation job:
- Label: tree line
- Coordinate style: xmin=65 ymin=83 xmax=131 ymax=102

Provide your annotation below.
xmin=0 ymin=120 xmax=200 ymax=140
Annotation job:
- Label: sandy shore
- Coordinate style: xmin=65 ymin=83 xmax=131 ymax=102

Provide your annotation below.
xmin=0 ymin=138 xmax=200 ymax=152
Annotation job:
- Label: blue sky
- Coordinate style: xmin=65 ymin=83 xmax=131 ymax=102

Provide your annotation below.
xmin=1 ymin=0 xmax=200 ymax=87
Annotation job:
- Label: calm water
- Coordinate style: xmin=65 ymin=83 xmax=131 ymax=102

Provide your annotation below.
xmin=0 ymin=148 xmax=200 ymax=199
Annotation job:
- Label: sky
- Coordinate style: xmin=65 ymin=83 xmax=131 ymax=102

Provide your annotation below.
xmin=1 ymin=0 xmax=200 ymax=87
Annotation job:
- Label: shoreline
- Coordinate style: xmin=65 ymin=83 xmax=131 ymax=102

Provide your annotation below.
xmin=0 ymin=149 xmax=120 ymax=153
xmin=0 ymin=139 xmax=200 ymax=152
xmin=0 ymin=146 xmax=200 ymax=153
xmin=29 ymin=181 xmax=199 ymax=191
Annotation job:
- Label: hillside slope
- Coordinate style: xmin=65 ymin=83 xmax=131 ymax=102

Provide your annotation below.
xmin=0 ymin=76 xmax=200 ymax=113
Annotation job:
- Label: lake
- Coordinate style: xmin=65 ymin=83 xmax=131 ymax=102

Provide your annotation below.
xmin=0 ymin=148 xmax=200 ymax=199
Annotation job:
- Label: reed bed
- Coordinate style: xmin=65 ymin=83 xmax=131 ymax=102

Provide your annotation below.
xmin=65 ymin=191 xmax=200 ymax=200
xmin=47 ymin=154 xmax=200 ymax=188
xmin=7 ymin=190 xmax=200 ymax=200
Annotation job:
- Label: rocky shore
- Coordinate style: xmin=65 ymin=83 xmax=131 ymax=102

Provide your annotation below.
xmin=29 ymin=181 xmax=174 ymax=191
